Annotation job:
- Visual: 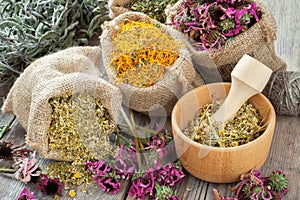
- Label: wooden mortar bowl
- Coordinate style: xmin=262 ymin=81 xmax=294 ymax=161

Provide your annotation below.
xmin=171 ymin=83 xmax=276 ymax=183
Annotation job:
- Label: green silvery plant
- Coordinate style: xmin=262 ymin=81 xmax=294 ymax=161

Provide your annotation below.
xmin=0 ymin=0 xmax=109 ymax=86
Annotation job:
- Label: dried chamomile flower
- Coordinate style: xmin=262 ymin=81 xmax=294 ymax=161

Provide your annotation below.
xmin=48 ymin=93 xmax=117 ymax=162
xmin=46 ymin=161 xmax=93 ymax=188
xmin=183 ymin=100 xmax=264 ymax=147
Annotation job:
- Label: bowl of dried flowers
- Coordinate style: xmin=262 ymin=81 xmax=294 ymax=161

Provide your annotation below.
xmin=171 ymin=82 xmax=276 ymax=183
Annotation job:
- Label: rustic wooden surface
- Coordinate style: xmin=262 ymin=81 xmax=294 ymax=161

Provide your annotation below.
xmin=263 ymin=0 xmax=300 ymax=72
xmin=0 ymin=0 xmax=299 ymax=199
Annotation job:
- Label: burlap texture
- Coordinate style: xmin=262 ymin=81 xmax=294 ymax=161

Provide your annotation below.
xmin=166 ymin=0 xmax=287 ymax=82
xmin=100 ymin=12 xmax=205 ymax=116
xmin=108 ymin=0 xmax=131 ymax=19
xmin=1 ymin=46 xmax=123 ymax=160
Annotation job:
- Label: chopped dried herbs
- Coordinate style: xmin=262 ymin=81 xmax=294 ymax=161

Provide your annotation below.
xmin=111 ymin=20 xmax=180 ymax=88
xmin=47 ymin=93 xmax=118 ymax=187
xmin=128 ymin=0 xmax=178 ymax=23
xmin=183 ymin=100 xmax=265 ymax=147
xmin=46 ymin=161 xmax=93 ymax=188
xmin=48 ymin=93 xmax=116 ymax=162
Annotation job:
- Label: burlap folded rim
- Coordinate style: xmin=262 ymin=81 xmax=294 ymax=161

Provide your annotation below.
xmin=100 ymin=12 xmax=204 ymax=116
xmin=1 ymin=46 xmax=103 ymax=130
xmin=27 ymin=73 xmax=122 ymax=160
xmin=1 ymin=46 xmax=123 ymax=160
xmin=108 ymin=0 xmax=131 ymax=19
xmin=165 ymin=0 xmax=287 ymax=81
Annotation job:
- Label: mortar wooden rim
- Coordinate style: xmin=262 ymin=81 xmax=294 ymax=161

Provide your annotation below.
xmin=171 ymin=82 xmax=276 ymax=183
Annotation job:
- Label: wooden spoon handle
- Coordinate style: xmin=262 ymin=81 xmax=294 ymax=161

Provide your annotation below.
xmin=212 ymin=54 xmax=273 ymax=122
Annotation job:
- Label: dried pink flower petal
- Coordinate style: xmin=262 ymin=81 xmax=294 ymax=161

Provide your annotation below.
xmin=86 ymin=160 xmax=112 ymax=176
xmin=128 ymin=170 xmax=155 ymax=199
xmin=156 ymin=162 xmax=185 ymax=187
xmin=38 ymin=174 xmax=63 ymax=196
xmin=17 ymin=188 xmax=35 ymax=200
xmin=248 ymin=3 xmax=261 ymax=21
xmin=172 ymin=0 xmax=261 ymax=51
xmin=166 ymin=195 xmax=180 ymax=200
xmin=95 ymin=176 xmax=121 ymax=194
xmin=14 ymin=151 xmax=41 ymax=184
xmin=114 ymin=145 xmax=135 ymax=179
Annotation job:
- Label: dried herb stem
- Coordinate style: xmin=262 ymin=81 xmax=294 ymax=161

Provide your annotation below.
xmin=0 ymin=125 xmax=10 ymax=139
xmin=118 ymin=124 xmax=159 ymax=135
xmin=0 ymin=168 xmax=16 ymax=173
xmin=206 ymin=112 xmax=222 ymax=147
xmin=120 ymin=108 xmax=134 ymax=133
xmin=129 ymin=110 xmax=143 ymax=170
xmin=115 ymin=130 xmax=131 ymax=146
xmin=115 ymin=126 xmax=121 ymax=147
xmin=184 ymin=100 xmax=264 ymax=147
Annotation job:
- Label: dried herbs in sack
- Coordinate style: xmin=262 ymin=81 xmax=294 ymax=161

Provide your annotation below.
xmin=2 ymin=47 xmax=101 ymax=130
xmin=108 ymin=0 xmax=178 ymax=23
xmin=1 ymin=47 xmax=123 ymax=160
xmin=28 ymin=77 xmax=121 ymax=161
xmin=166 ymin=0 xmax=286 ymax=81
xmin=101 ymin=12 xmax=204 ymax=115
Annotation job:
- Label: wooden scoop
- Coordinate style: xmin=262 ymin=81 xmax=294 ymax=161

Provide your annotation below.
xmin=212 ymin=54 xmax=273 ymax=122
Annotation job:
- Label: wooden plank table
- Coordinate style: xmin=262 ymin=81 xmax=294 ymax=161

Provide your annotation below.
xmin=0 ymin=0 xmax=299 ymax=199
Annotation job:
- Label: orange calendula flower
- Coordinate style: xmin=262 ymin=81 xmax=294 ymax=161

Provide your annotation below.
xmin=111 ymin=20 xmax=181 ymax=88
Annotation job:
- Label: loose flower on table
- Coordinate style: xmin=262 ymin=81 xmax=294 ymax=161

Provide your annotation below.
xmin=17 ymin=188 xmax=35 ymax=200
xmin=38 ymin=174 xmax=64 ymax=196
xmin=86 ymin=121 xmax=185 ymax=199
xmin=0 ymin=141 xmax=32 ymax=160
xmin=213 ymin=169 xmax=289 ymax=200
xmin=14 ymin=151 xmax=41 ymax=184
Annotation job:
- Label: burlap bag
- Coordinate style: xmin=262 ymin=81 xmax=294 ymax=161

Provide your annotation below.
xmin=1 ymin=46 xmax=123 ymax=160
xmin=108 ymin=0 xmax=131 ymax=19
xmin=100 ymin=12 xmax=205 ymax=116
xmin=166 ymin=0 xmax=287 ymax=82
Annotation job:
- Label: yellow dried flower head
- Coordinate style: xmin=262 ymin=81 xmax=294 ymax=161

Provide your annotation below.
xmin=69 ymin=190 xmax=76 ymax=198
xmin=73 ymin=173 xmax=81 ymax=179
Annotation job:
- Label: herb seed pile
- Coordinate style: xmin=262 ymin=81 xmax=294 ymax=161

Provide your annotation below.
xmin=183 ymin=100 xmax=265 ymax=147
xmin=111 ymin=20 xmax=180 ymax=88
xmin=48 ymin=93 xmax=117 ymax=186
xmin=128 ymin=0 xmax=178 ymax=23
